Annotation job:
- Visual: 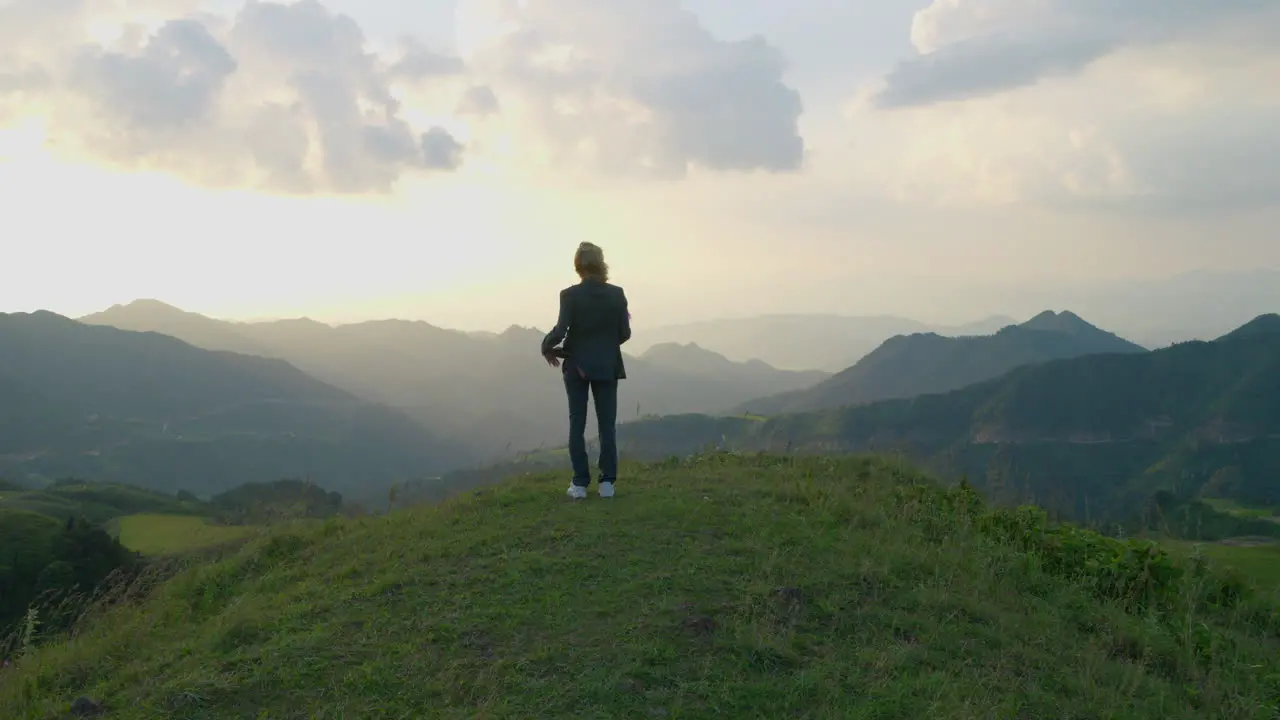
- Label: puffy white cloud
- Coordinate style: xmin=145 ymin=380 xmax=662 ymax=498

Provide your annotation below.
xmin=0 ymin=0 xmax=808 ymax=191
xmin=880 ymin=0 xmax=1270 ymax=108
xmin=852 ymin=0 xmax=1280 ymax=211
xmin=0 ymin=0 xmax=469 ymax=193
xmin=69 ymin=19 xmax=237 ymax=141
xmin=456 ymin=0 xmax=805 ymax=177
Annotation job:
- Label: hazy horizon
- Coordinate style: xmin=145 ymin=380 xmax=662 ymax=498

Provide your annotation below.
xmin=3 ymin=0 xmax=1279 ymax=335
xmin=25 ymin=266 xmax=1280 ymax=343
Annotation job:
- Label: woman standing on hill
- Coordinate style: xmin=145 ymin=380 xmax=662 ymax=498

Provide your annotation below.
xmin=541 ymin=242 xmax=632 ymax=499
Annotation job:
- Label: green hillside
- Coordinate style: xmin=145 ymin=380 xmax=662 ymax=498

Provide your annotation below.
xmin=2 ymin=455 xmax=1277 ymax=719
xmin=0 ymin=311 xmax=454 ymax=503
xmin=0 ymin=480 xmax=203 ymax=526
xmin=740 ymin=311 xmax=1147 ymax=415
xmin=0 ymin=476 xmax=360 ymax=660
xmin=622 ymin=321 xmax=1280 ymax=524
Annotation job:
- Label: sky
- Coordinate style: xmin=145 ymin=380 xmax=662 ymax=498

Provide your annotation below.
xmin=2 ymin=0 xmax=1279 ymax=332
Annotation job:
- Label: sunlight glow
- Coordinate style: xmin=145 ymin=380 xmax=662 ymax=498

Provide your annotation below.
xmin=454 ymin=0 xmax=527 ymax=62
xmin=0 ymin=117 xmax=46 ymax=163
xmin=85 ymin=18 xmax=127 ymax=47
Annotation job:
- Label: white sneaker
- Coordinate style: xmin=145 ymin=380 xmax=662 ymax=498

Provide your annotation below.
xmin=598 ymin=482 xmax=615 ymax=498
xmin=567 ymin=484 xmax=587 ymax=499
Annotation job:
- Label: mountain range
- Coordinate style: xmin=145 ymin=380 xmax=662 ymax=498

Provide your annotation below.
xmin=738 ymin=311 xmax=1146 ymax=415
xmin=79 ymin=300 xmax=832 ymax=461
xmin=18 ymin=296 xmax=1279 ymax=526
xmin=616 ymin=314 xmax=1280 ymax=523
xmin=0 ymin=311 xmax=451 ymax=503
xmin=633 ymin=313 xmax=1020 ymax=371
xmin=629 ymin=270 xmax=1280 ymax=368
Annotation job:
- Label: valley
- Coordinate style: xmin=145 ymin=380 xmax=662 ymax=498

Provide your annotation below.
xmin=79 ymin=301 xmax=835 ymax=462
xmin=4 ymin=302 xmax=1280 ymax=718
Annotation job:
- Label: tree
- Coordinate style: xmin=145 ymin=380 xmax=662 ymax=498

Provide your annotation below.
xmin=34 ymin=561 xmax=75 ymax=594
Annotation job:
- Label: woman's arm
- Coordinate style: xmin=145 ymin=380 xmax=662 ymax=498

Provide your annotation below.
xmin=541 ymin=288 xmax=573 ymax=356
xmin=618 ymin=290 xmax=632 ymax=345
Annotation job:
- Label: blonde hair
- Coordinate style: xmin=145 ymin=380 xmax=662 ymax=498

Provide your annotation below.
xmin=574 ymin=242 xmax=609 ymax=282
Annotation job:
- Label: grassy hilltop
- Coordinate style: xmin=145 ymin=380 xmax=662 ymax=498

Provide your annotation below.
xmin=3 ymin=455 xmax=1279 ymax=719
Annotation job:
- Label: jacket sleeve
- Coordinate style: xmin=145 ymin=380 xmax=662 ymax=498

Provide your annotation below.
xmin=541 ymin=289 xmax=572 ymax=354
xmin=618 ymin=289 xmax=632 ymax=345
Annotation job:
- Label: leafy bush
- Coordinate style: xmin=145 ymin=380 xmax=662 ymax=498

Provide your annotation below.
xmin=209 ymin=479 xmax=346 ymax=525
xmin=0 ymin=512 xmax=140 ymax=648
xmin=893 ymin=479 xmax=1260 ymax=621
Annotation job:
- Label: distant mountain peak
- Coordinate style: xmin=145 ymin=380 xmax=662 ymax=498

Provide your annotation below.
xmin=88 ymin=299 xmax=202 ymax=322
xmin=2 ymin=310 xmax=77 ymax=326
xmin=646 ymin=341 xmax=705 ymax=352
xmin=1021 ymin=310 xmax=1094 ymax=334
xmin=263 ymin=317 xmax=329 ymax=328
xmin=642 ymin=342 xmax=724 ymax=363
xmin=1218 ymin=313 xmax=1280 ymax=341
xmin=499 ymin=325 xmax=542 ymax=342
xmin=119 ymin=299 xmax=190 ymax=314
xmin=736 ymin=309 xmax=1145 ymax=415
xmin=885 ymin=331 xmax=944 ymax=343
xmin=125 ymin=298 xmax=181 ymax=310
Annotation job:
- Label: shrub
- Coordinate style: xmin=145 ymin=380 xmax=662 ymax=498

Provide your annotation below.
xmin=893 ymin=478 xmax=1267 ymax=623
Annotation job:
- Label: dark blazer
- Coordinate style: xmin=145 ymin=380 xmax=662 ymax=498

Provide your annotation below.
xmin=541 ymin=278 xmax=631 ymax=381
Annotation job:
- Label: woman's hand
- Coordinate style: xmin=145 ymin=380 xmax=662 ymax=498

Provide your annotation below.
xmin=543 ymin=352 xmax=561 ymax=368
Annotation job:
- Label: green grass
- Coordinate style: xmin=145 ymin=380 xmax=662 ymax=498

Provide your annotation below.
xmin=1169 ymin=539 xmax=1280 ymax=592
xmin=2 ymin=454 xmax=1279 ymax=719
xmin=111 ymin=514 xmax=258 ymax=556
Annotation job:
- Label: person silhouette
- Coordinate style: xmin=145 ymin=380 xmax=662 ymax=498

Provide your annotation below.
xmin=541 ymin=242 xmax=631 ymax=499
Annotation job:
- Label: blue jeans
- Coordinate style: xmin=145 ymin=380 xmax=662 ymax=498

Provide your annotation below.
xmin=563 ymin=368 xmax=618 ymax=487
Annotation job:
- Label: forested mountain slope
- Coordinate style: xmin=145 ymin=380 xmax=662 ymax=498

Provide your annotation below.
xmin=0 ymin=312 xmax=452 ymax=501
xmin=739 ymin=311 xmax=1146 ymax=415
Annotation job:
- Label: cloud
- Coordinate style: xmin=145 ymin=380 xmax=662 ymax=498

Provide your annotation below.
xmin=0 ymin=66 xmax=49 ymax=96
xmin=876 ymin=0 xmax=1271 ymax=108
xmin=874 ymin=32 xmax=1112 ymax=108
xmin=457 ymin=0 xmax=805 ymax=177
xmin=421 ymin=126 xmax=464 ymax=170
xmin=848 ymin=0 xmax=1280 ymax=211
xmin=0 ymin=0 xmax=808 ymax=191
xmin=71 ymin=20 xmax=237 ymax=133
xmin=455 ymin=85 xmax=500 ymax=116
xmin=0 ymin=0 xmax=87 ymax=50
xmin=387 ymin=38 xmax=467 ymax=81
xmin=0 ymin=0 xmax=467 ymax=194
